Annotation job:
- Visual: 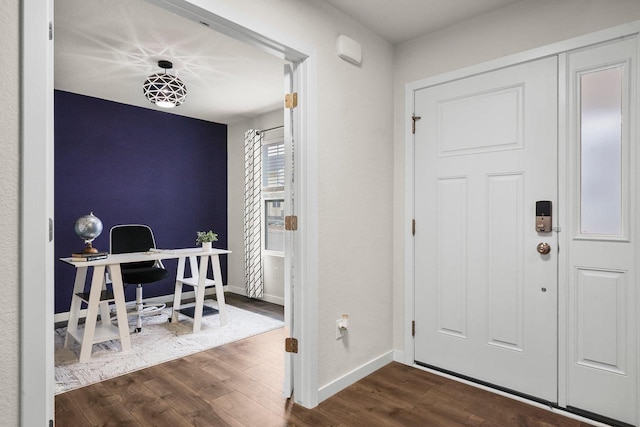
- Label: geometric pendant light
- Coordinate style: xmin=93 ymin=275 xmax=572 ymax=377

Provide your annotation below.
xmin=143 ymin=60 xmax=187 ymax=108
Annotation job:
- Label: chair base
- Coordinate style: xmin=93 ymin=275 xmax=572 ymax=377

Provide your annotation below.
xmin=110 ymin=301 xmax=167 ymax=332
xmin=135 ymin=303 xmax=166 ymax=316
xmin=133 ymin=301 xmax=166 ymax=333
xmin=111 ymin=301 xmax=166 ymax=315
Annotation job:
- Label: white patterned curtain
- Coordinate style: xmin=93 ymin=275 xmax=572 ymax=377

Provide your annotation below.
xmin=244 ymin=129 xmax=263 ymax=298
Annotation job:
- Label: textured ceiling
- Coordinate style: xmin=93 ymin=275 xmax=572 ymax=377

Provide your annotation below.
xmin=324 ymin=0 xmax=524 ymax=44
xmin=54 ymin=0 xmax=286 ymax=124
xmin=55 ymin=0 xmax=526 ymax=124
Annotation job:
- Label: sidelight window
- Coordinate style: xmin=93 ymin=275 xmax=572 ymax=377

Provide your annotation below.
xmin=579 ymin=66 xmax=624 ymax=236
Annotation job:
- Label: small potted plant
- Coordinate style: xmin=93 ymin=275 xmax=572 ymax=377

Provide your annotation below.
xmin=196 ymin=230 xmax=218 ymax=251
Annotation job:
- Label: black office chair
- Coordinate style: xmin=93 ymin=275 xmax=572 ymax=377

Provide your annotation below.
xmin=110 ymin=224 xmax=169 ymax=332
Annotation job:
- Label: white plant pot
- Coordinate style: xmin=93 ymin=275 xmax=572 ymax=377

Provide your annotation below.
xmin=202 ymin=241 xmax=212 ymax=252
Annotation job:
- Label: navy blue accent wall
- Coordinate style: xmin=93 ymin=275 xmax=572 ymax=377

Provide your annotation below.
xmin=54 ymin=90 xmax=227 ymax=314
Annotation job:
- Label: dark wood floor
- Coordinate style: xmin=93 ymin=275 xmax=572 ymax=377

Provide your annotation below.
xmin=220 ymin=293 xmax=284 ymax=322
xmin=55 ymin=296 xmax=594 ymax=426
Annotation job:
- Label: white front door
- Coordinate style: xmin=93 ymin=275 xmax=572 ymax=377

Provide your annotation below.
xmin=414 ymin=56 xmax=558 ymax=402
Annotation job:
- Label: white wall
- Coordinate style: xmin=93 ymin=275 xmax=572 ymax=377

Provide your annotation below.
xmin=0 ymin=0 xmax=20 ymax=424
xmin=227 ymin=109 xmax=286 ymax=305
xmin=392 ymin=0 xmax=640 ymax=353
xmin=191 ymin=0 xmax=395 ymax=390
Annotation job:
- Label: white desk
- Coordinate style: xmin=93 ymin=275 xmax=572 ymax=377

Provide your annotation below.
xmin=60 ymin=247 xmax=231 ymax=362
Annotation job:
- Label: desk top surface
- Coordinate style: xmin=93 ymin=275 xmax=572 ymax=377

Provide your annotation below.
xmin=60 ymin=247 xmax=231 ymax=267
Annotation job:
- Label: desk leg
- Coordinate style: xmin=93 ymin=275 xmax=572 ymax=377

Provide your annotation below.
xmin=211 ymin=254 xmax=228 ymax=326
xmin=99 ymin=273 xmax=111 ymax=327
xmin=171 ymin=257 xmax=186 ymax=323
xmin=193 ymin=255 xmax=209 ymax=333
xmin=65 ymin=266 xmax=88 ymax=348
xmin=108 ymin=264 xmax=131 ymax=353
xmin=78 ymin=266 xmax=105 ymax=363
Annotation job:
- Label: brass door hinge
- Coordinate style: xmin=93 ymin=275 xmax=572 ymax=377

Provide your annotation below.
xmin=285 ymin=337 xmax=299 ymax=353
xmin=412 ymin=321 xmax=415 ymax=337
xmin=411 ymin=114 xmax=422 ymax=134
xmin=285 ymin=92 xmax=298 ymax=109
xmin=412 ymin=219 xmax=415 ymax=236
xmin=285 ymin=215 xmax=298 ymax=231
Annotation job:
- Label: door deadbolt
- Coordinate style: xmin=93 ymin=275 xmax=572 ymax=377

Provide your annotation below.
xmin=537 ymin=242 xmax=551 ymax=255
xmin=536 ymin=201 xmax=552 ymax=232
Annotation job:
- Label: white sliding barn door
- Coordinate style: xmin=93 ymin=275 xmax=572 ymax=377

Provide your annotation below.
xmin=413 ymin=57 xmax=559 ymax=402
xmin=564 ymin=37 xmax=638 ymax=425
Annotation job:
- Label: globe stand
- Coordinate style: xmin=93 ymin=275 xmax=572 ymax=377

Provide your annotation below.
xmin=81 ymin=241 xmax=99 ymax=254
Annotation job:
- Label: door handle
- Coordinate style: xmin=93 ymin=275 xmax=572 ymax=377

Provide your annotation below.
xmin=537 ymin=242 xmax=551 ymax=255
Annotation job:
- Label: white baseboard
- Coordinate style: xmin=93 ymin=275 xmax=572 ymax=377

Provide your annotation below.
xmin=260 ymin=293 xmax=284 ymax=306
xmin=226 ymin=285 xmax=284 ymax=306
xmin=318 ymin=351 xmax=394 ymax=403
xmin=226 ymin=285 xmax=244 ymax=295
xmin=393 ymin=349 xmax=405 ymax=363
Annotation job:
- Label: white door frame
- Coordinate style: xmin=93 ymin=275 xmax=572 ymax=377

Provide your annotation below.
xmin=22 ymin=1 xmax=319 ymax=424
xmin=404 ymin=20 xmax=640 ymax=415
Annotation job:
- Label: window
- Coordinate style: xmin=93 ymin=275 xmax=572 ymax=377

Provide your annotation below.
xmin=264 ymin=199 xmax=285 ymax=252
xmin=261 ymin=130 xmax=285 ymax=255
xmin=262 ymin=141 xmax=285 ymax=191
xmin=579 ymin=66 xmax=624 ymax=236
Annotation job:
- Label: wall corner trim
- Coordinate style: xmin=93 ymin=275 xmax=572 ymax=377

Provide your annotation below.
xmin=393 ymin=349 xmax=405 ymax=364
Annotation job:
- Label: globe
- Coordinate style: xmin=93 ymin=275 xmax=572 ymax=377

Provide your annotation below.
xmin=74 ymin=212 xmax=103 ymax=253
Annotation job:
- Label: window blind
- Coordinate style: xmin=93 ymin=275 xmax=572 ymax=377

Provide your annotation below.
xmin=262 ymin=142 xmax=285 ymax=190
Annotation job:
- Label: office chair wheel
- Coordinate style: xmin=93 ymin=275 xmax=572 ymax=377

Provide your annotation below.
xmin=135 ymin=327 xmax=142 ymax=333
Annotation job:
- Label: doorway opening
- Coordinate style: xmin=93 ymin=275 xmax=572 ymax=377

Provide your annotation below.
xmin=22 ymin=0 xmax=315 ymax=424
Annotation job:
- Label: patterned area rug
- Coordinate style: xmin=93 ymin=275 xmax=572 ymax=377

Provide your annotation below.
xmin=54 ymin=301 xmax=283 ymax=394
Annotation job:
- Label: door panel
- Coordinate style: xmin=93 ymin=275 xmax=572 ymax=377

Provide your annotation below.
xmin=436 ymin=177 xmax=468 ymax=338
xmin=414 ymin=56 xmax=558 ymax=402
xmin=438 ymin=85 xmax=523 ymax=155
xmin=487 ymin=173 xmax=524 ymax=351
xmin=576 ymin=268 xmax=627 ymax=374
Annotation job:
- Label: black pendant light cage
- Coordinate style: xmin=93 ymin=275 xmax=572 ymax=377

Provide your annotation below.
xmin=143 ymin=60 xmax=187 ymax=108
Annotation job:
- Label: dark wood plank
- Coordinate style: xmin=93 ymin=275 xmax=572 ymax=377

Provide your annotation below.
xmin=129 ymin=400 xmax=197 ymax=427
xmin=221 ymin=293 xmax=285 ymax=322
xmin=147 ymin=368 xmax=234 ymax=404
xmin=208 ymin=390 xmax=287 ymax=427
xmin=64 ymin=383 xmax=140 ymax=426
xmin=220 ymin=368 xmax=285 ymax=415
xmin=162 ymin=357 xmax=233 ymax=395
xmin=204 ymin=340 xmax=264 ymax=371
xmin=54 ymin=391 xmax=93 ymax=427
xmin=179 ymin=355 xmax=246 ymax=384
